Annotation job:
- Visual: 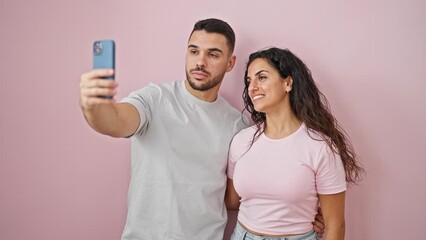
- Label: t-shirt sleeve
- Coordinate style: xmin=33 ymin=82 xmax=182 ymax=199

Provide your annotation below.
xmin=120 ymin=83 xmax=160 ymax=136
xmin=315 ymin=145 xmax=347 ymax=194
xmin=227 ymin=133 xmax=241 ymax=179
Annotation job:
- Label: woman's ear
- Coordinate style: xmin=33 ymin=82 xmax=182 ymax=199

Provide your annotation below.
xmin=285 ymin=77 xmax=293 ymax=92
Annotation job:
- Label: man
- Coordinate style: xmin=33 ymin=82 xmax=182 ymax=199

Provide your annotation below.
xmin=80 ymin=18 xmax=323 ymax=240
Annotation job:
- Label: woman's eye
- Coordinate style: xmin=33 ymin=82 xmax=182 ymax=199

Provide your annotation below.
xmin=259 ymin=76 xmax=266 ymax=81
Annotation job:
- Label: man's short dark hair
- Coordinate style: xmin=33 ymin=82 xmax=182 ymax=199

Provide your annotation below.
xmin=190 ymin=18 xmax=236 ymax=54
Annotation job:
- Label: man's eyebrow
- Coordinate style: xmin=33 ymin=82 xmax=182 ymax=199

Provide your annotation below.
xmin=208 ymin=48 xmax=223 ymax=54
xmin=187 ymin=45 xmax=223 ymax=54
xmin=188 ymin=44 xmax=199 ymax=49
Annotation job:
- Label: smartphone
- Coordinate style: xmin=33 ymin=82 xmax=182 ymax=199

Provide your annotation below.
xmin=93 ymin=40 xmax=115 ymax=80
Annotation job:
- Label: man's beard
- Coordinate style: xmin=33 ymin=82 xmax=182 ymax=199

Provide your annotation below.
xmin=185 ymin=68 xmax=225 ymax=91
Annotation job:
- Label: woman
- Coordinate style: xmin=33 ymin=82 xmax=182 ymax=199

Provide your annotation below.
xmin=226 ymin=48 xmax=364 ymax=240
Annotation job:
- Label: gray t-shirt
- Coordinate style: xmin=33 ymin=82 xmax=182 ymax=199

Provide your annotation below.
xmin=120 ymin=81 xmax=245 ymax=240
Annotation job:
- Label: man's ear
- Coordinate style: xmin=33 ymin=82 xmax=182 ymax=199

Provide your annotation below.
xmin=226 ymin=55 xmax=236 ymax=72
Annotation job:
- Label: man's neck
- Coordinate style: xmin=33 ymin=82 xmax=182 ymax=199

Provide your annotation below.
xmin=184 ymin=80 xmax=220 ymax=102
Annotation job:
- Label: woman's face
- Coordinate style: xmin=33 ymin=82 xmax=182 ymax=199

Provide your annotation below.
xmin=246 ymin=58 xmax=290 ymax=113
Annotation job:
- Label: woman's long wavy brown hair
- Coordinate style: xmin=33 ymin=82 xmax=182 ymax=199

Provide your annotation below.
xmin=243 ymin=47 xmax=364 ymax=184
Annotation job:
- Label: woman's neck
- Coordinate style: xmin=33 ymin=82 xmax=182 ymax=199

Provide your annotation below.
xmin=264 ymin=108 xmax=302 ymax=139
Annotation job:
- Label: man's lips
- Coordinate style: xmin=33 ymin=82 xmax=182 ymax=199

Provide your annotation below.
xmin=191 ymin=70 xmax=209 ymax=79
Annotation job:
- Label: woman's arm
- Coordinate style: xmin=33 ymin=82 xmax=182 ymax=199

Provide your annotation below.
xmin=318 ymin=191 xmax=346 ymax=240
xmin=225 ymin=178 xmax=240 ymax=210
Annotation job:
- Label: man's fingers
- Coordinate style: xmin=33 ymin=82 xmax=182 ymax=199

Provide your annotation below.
xmin=81 ymin=87 xmax=117 ymax=98
xmin=79 ymin=69 xmax=118 ymax=109
xmin=79 ymin=69 xmax=118 ymax=98
xmin=313 ymin=223 xmax=324 ymax=239
xmin=81 ymin=69 xmax=114 ymax=81
xmin=314 ymin=218 xmax=325 ymax=229
xmin=313 ymin=221 xmax=325 ymax=232
xmin=80 ymin=78 xmax=118 ymax=89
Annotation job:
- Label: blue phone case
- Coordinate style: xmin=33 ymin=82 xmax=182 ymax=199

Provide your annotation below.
xmin=93 ymin=40 xmax=115 ymax=80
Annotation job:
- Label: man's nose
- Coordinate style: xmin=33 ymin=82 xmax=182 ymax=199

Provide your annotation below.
xmin=196 ymin=53 xmax=207 ymax=68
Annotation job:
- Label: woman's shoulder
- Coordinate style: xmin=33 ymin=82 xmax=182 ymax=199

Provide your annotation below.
xmin=233 ymin=125 xmax=258 ymax=141
xmin=228 ymin=125 xmax=257 ymax=158
xmin=297 ymin=124 xmax=329 ymax=150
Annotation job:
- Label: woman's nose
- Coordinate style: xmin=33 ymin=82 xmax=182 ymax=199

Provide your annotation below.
xmin=248 ymin=79 xmax=258 ymax=92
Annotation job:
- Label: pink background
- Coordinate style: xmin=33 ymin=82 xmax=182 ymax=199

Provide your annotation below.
xmin=1 ymin=0 xmax=425 ymax=239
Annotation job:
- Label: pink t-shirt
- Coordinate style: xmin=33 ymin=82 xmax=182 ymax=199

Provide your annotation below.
xmin=227 ymin=123 xmax=347 ymax=235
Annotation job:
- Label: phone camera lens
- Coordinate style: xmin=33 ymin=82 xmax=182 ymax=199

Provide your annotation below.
xmin=93 ymin=42 xmax=103 ymax=55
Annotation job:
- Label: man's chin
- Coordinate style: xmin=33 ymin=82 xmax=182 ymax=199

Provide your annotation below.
xmin=187 ymin=79 xmax=211 ymax=91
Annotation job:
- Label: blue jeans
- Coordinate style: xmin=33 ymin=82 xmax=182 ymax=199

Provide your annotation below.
xmin=230 ymin=222 xmax=319 ymax=240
